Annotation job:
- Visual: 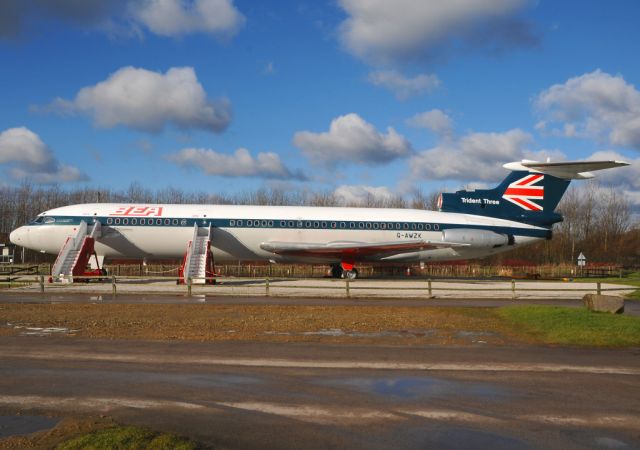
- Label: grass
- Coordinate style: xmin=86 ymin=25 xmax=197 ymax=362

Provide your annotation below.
xmin=55 ymin=425 xmax=198 ymax=450
xmin=498 ymin=305 xmax=640 ymax=347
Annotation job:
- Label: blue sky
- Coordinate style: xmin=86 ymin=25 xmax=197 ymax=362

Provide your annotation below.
xmin=1 ymin=0 xmax=639 ymax=205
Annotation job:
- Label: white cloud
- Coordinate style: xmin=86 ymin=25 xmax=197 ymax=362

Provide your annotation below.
xmin=334 ymin=184 xmax=395 ymax=205
xmin=586 ymin=150 xmax=640 ymax=197
xmin=0 ymin=127 xmax=88 ymax=183
xmin=534 ymin=70 xmax=640 ymax=150
xmin=293 ymin=113 xmax=411 ymax=167
xmin=166 ymin=147 xmax=306 ymax=180
xmin=0 ymin=0 xmax=244 ymax=40
xmin=45 ymin=66 xmax=231 ymax=134
xmin=410 ymin=128 xmax=541 ymax=181
xmin=130 ymin=0 xmax=245 ymax=38
xmin=338 ymin=0 xmax=536 ymax=64
xmin=407 ymin=109 xmax=453 ymax=136
xmin=367 ymin=70 xmax=440 ymax=100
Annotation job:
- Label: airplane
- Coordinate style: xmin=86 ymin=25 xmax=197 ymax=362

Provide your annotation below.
xmin=9 ymin=159 xmax=629 ymax=281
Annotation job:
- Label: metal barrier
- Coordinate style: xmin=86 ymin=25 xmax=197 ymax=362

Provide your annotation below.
xmin=0 ymin=275 xmax=635 ymax=299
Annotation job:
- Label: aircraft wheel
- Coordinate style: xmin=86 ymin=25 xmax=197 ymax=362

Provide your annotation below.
xmin=344 ymin=269 xmax=358 ymax=280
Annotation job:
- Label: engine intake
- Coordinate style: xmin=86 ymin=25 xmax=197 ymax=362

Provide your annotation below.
xmin=442 ymin=228 xmax=511 ymax=248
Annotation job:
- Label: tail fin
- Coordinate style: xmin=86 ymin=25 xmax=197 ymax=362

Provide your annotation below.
xmin=438 ymin=160 xmax=629 ymax=227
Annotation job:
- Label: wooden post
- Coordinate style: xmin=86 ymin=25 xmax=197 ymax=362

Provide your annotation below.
xmin=187 ymin=277 xmax=192 ymax=297
xmin=511 ymin=279 xmax=516 ymax=300
xmin=597 ymin=282 xmax=602 ymax=295
xmin=39 ymin=275 xmax=44 ymax=293
xmin=265 ymin=277 xmax=270 ymax=297
xmin=428 ymin=278 xmax=432 ymax=297
xmin=346 ymin=279 xmax=350 ymax=298
xmin=111 ymin=275 xmax=117 ymax=297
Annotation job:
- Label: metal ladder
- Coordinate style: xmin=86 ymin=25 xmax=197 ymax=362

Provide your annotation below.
xmin=51 ymin=221 xmax=101 ymax=283
xmin=182 ymin=223 xmax=213 ymax=284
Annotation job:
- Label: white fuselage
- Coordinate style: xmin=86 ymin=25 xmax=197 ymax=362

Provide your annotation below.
xmin=9 ymin=203 xmax=547 ymax=264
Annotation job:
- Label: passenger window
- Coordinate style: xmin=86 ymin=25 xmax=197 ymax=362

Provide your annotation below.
xmin=380 ymin=223 xmax=386 ymax=229
xmin=411 ymin=223 xmax=416 ymax=230
xmin=237 ymin=220 xmax=243 ymax=226
xmin=280 ymin=221 xmax=286 ymax=227
xmin=373 ymin=223 xmax=379 ymax=229
xmin=288 ymin=221 xmax=294 ymax=227
xmin=434 ymin=224 xmax=440 ymax=230
xmin=107 ymin=218 xmax=113 ymax=225
xmin=123 ymin=219 xmax=129 ymax=225
xmin=115 ymin=218 xmax=121 ymax=225
xmin=418 ymin=224 xmax=423 ymax=230
xmin=268 ymin=220 xmax=274 ymax=227
xmin=140 ymin=219 xmax=145 ymax=225
xmin=340 ymin=222 xmax=346 ymax=228
xmin=156 ymin=219 xmax=162 ymax=225
xmin=425 ymin=224 xmax=431 ymax=230
xmin=331 ymin=222 xmax=337 ymax=229
xmin=313 ymin=221 xmax=319 ymax=228
xmin=365 ymin=223 xmax=371 ymax=229
xmin=164 ymin=219 xmax=170 ymax=225
xmin=230 ymin=220 xmax=235 ymax=226
xmin=403 ymin=223 xmax=409 ymax=229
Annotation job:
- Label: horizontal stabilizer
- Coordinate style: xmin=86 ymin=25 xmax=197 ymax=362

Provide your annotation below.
xmin=503 ymin=160 xmax=629 ymax=179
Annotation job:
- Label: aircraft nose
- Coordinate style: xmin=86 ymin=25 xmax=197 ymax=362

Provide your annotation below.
xmin=9 ymin=226 xmax=28 ymax=246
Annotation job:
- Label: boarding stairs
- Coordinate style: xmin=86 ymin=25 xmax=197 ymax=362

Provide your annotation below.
xmin=179 ymin=223 xmax=216 ymax=284
xmin=51 ymin=220 xmax=102 ymax=283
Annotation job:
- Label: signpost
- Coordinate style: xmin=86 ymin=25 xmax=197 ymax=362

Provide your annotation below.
xmin=577 ymin=252 xmax=586 ymax=267
xmin=577 ymin=252 xmax=586 ymax=276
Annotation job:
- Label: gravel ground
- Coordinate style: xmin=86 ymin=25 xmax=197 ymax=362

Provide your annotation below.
xmin=0 ymin=303 xmax=522 ymax=345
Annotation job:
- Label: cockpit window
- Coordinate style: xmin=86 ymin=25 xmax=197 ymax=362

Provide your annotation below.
xmin=31 ymin=216 xmax=45 ymax=224
xmin=43 ymin=217 xmax=56 ymax=224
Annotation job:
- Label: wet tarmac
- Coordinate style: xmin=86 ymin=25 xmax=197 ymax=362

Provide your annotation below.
xmin=0 ymin=337 xmax=639 ymax=449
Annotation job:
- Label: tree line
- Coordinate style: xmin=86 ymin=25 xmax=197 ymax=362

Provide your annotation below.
xmin=0 ymin=181 xmax=637 ymax=266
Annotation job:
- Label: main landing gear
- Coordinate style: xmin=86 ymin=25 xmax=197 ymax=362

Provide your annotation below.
xmin=330 ymin=264 xmax=359 ymax=280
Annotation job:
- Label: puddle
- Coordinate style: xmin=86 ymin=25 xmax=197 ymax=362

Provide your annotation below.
xmin=0 ymin=415 xmax=59 ymax=438
xmin=439 ymin=428 xmax=531 ymax=450
xmin=455 ymin=330 xmax=497 ymax=344
xmin=265 ymin=328 xmax=436 ymax=338
xmin=594 ymin=437 xmax=633 ymax=449
xmin=11 ymin=325 xmax=80 ymax=337
xmin=317 ymin=376 xmax=508 ymax=401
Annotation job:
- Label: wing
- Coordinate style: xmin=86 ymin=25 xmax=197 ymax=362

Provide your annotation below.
xmin=260 ymin=240 xmax=466 ymax=259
